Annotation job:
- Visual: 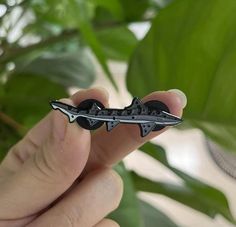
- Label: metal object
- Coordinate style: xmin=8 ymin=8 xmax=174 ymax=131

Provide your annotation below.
xmin=50 ymin=97 xmax=182 ymax=137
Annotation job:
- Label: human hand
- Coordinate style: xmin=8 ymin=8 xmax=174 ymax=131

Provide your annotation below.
xmin=0 ymin=88 xmax=186 ymax=227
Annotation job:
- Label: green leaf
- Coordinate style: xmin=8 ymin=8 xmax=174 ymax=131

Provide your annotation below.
xmin=139 ymin=199 xmax=179 ymax=227
xmin=31 ymin=0 xmax=89 ymax=28
xmin=191 ymin=121 xmax=236 ymax=153
xmin=15 ymin=51 xmax=95 ymax=88
xmin=138 ymin=142 xmax=236 ymax=224
xmin=132 ymin=171 xmax=236 ymax=225
xmin=127 ymin=0 xmax=236 ymax=152
xmin=0 ymin=83 xmax=4 ymax=98
xmin=0 ymin=74 xmax=67 ymax=160
xmin=92 ymin=0 xmax=161 ymax=25
xmin=92 ymin=0 xmax=124 ymax=20
xmin=96 ymin=26 xmax=138 ymax=61
xmin=1 ymin=73 xmax=67 ymax=128
xmin=109 ymin=162 xmax=143 ymax=227
xmin=69 ymin=0 xmax=118 ymax=90
xmin=141 ymin=142 xmax=169 ymax=166
xmin=118 ymin=0 xmax=150 ymax=21
xmin=29 ymin=0 xmax=118 ymax=89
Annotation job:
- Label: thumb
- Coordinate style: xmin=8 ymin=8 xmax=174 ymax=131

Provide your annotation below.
xmin=0 ymin=99 xmax=91 ymax=220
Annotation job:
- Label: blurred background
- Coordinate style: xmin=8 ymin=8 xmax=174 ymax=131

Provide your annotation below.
xmin=1 ymin=0 xmax=236 ymax=226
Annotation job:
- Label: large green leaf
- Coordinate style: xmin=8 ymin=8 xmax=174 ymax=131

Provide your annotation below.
xmin=132 ymin=171 xmax=236 ymax=225
xmin=137 ymin=142 xmax=236 ymax=224
xmin=15 ymin=51 xmax=95 ymax=88
xmin=0 ymin=73 xmax=67 ymax=159
xmin=92 ymin=0 xmax=160 ymax=25
xmin=92 ymin=0 xmax=124 ymax=21
xmin=69 ymin=0 xmax=118 ymax=90
xmin=109 ymin=162 xmax=143 ymax=227
xmin=118 ymin=0 xmax=150 ymax=21
xmin=96 ymin=26 xmax=138 ymax=61
xmin=1 ymin=73 xmax=67 ymax=128
xmin=139 ymin=199 xmax=179 ymax=227
xmin=31 ymin=0 xmax=92 ymax=28
xmin=25 ymin=0 xmax=118 ymax=89
xmin=127 ymin=0 xmax=236 ymax=152
xmin=110 ymin=162 xmax=180 ymax=227
xmin=0 ymin=83 xmax=4 ymax=98
xmin=191 ymin=121 xmax=236 ymax=153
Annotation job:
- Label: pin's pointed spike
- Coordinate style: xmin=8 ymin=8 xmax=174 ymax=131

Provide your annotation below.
xmin=126 ymin=97 xmax=144 ymax=110
xmin=91 ymin=103 xmax=101 ymax=111
xmin=50 ymin=100 xmax=59 ymax=109
xmin=139 ymin=122 xmax=156 ymax=137
xmin=106 ymin=121 xmax=119 ymax=131
xmin=157 ymin=110 xmax=183 ymax=126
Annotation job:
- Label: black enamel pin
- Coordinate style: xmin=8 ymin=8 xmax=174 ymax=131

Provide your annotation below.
xmin=50 ymin=97 xmax=182 ymax=137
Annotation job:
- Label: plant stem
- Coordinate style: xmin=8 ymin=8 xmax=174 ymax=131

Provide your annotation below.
xmin=0 ymin=15 xmax=153 ymax=65
xmin=0 ymin=111 xmax=25 ymax=135
xmin=0 ymin=29 xmax=78 ymax=64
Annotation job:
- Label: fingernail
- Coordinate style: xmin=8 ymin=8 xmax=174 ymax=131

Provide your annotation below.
xmin=168 ymin=89 xmax=187 ymax=108
xmin=92 ymin=86 xmax=109 ymax=99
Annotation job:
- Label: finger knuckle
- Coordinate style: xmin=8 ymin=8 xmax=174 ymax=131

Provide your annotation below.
xmin=62 ymin=210 xmax=78 ymax=227
xmin=30 ymin=141 xmax=67 ymax=185
xmin=30 ymin=150 xmax=55 ymax=183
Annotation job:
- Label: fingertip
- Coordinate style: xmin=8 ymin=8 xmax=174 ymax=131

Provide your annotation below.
xmin=71 ymin=87 xmax=109 ymax=107
xmin=142 ymin=90 xmax=186 ymax=117
xmin=168 ymin=89 xmax=187 ymax=109
xmin=92 ymin=86 xmax=109 ymax=100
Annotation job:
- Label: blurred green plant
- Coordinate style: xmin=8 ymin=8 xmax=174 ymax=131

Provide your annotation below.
xmin=0 ymin=0 xmax=236 ymax=226
xmin=127 ymin=0 xmax=236 ymax=154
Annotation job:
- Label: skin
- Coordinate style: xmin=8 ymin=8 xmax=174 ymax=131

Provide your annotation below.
xmin=0 ymin=88 xmax=184 ymax=227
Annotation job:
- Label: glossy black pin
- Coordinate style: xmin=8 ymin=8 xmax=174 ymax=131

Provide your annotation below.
xmin=50 ymin=97 xmax=182 ymax=137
